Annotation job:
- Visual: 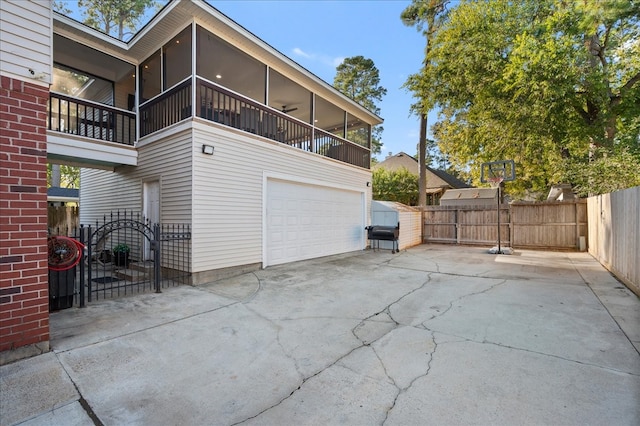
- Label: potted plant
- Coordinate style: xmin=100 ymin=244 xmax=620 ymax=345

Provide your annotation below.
xmin=112 ymin=243 xmax=130 ymax=267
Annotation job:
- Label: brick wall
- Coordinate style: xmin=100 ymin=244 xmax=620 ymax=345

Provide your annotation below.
xmin=0 ymin=76 xmax=50 ymax=358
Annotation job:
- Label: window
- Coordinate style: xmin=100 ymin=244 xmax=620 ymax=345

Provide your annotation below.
xmin=52 ymin=63 xmax=113 ymax=106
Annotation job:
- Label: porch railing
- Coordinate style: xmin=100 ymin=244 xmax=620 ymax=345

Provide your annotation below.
xmin=48 ymin=92 xmax=135 ymax=146
xmin=116 ymin=77 xmax=370 ymax=168
xmin=195 ymin=78 xmax=370 ymax=168
xmin=139 ymin=79 xmax=192 ymax=137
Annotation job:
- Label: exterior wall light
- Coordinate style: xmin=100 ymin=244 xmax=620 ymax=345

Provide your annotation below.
xmin=202 ymin=144 xmax=214 ymax=155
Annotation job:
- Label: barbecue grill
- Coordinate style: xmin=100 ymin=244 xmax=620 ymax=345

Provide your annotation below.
xmin=365 ymin=222 xmax=399 ymax=253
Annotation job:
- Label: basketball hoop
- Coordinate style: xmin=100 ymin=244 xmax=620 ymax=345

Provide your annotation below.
xmin=487 ymin=176 xmax=504 ymax=188
xmin=480 ymin=160 xmax=516 ymax=255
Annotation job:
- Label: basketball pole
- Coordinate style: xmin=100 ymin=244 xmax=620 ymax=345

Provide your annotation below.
xmin=481 ymin=160 xmax=515 ymax=255
xmin=497 ymin=183 xmax=501 ymax=254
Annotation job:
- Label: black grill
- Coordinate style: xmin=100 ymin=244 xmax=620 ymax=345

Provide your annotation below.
xmin=365 ymin=223 xmax=399 ymax=254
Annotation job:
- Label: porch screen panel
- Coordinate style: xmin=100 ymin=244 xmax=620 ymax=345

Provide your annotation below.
xmin=164 ymin=25 xmax=192 ymax=89
xmin=140 ymin=50 xmax=161 ymax=102
xmin=196 ymin=25 xmax=265 ymax=104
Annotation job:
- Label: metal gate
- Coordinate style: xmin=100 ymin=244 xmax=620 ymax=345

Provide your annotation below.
xmin=73 ymin=211 xmax=191 ymax=306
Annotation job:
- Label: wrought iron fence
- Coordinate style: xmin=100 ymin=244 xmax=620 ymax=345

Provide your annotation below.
xmin=47 ymin=211 xmax=191 ymax=307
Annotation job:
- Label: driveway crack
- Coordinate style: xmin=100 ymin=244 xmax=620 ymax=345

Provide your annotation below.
xmin=421 ymin=278 xmax=508 ymax=327
xmin=381 ymin=330 xmax=439 ymax=425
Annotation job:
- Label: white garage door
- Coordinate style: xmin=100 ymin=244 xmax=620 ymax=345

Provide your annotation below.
xmin=265 ymin=179 xmax=365 ymax=266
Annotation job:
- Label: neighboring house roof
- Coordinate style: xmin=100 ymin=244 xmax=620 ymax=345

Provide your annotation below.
xmin=373 ymin=152 xmax=419 ymax=174
xmin=373 ymin=152 xmax=471 ymax=190
xmin=47 ymin=187 xmax=79 ymax=202
xmin=427 ymin=167 xmax=471 ymax=190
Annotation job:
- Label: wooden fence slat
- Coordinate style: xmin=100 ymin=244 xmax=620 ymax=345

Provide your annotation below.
xmin=587 ymin=187 xmax=639 ymax=295
xmin=48 ymin=206 xmax=79 ymax=235
xmin=423 ymin=200 xmax=588 ymax=251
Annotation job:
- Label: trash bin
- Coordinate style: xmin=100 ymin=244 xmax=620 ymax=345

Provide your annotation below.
xmin=48 ymin=266 xmax=76 ymax=310
xmin=47 ymin=236 xmax=84 ymax=311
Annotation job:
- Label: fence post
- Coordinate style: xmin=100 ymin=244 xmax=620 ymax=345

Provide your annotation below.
xmin=456 ymin=208 xmax=460 ymax=244
xmin=79 ymin=225 xmax=85 ymax=308
xmin=154 ymin=224 xmax=161 ymax=293
xmin=86 ymin=224 xmax=93 ymax=303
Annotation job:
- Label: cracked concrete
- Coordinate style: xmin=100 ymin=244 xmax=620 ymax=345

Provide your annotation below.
xmin=1 ymin=245 xmax=639 ymax=426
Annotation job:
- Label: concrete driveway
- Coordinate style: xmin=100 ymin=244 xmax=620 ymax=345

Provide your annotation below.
xmin=2 ymin=245 xmax=639 ymax=425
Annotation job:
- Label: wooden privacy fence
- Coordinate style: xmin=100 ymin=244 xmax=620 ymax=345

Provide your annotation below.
xmin=423 ymin=200 xmax=588 ymax=251
xmin=587 ymin=187 xmax=639 ymax=296
xmin=48 ymin=205 xmax=79 ymax=234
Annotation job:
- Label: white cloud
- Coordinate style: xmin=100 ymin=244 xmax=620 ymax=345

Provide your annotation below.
xmin=331 ymin=56 xmax=345 ymax=67
xmin=292 ymin=47 xmax=312 ymax=59
xmin=292 ymin=47 xmax=344 ymax=69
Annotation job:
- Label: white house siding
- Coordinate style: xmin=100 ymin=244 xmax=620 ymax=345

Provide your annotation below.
xmin=80 ymin=127 xmax=193 ymax=224
xmin=191 ymin=123 xmax=372 ymax=274
xmin=0 ymin=0 xmax=52 ymax=85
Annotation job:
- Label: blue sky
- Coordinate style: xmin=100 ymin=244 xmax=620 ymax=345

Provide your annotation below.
xmin=64 ymin=0 xmax=437 ymax=161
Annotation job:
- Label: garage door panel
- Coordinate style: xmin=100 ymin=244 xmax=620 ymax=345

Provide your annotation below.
xmin=266 ymin=179 xmax=364 ymax=266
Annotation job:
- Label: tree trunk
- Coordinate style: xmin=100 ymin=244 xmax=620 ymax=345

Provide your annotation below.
xmin=51 ymin=164 xmax=61 ymax=187
xmin=418 ymin=114 xmax=428 ymax=208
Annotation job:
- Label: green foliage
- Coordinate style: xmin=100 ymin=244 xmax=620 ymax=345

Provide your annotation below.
xmin=74 ymin=0 xmax=158 ymax=41
xmin=334 ymin=56 xmax=387 ymax=154
xmin=372 ymin=167 xmax=419 ymax=206
xmin=112 ymin=243 xmax=130 ymax=253
xmin=412 ymin=0 xmax=640 ymax=198
xmin=52 ymin=1 xmax=71 ymax=15
xmin=563 ymin=147 xmax=640 ymax=197
xmin=401 ymin=0 xmax=450 ymax=207
xmin=47 ymin=164 xmax=80 ymax=188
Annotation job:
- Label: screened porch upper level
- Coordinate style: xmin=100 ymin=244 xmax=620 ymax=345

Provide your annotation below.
xmin=49 ymin=18 xmax=380 ymax=170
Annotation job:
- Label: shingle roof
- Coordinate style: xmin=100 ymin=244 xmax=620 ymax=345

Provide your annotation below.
xmin=47 ymin=187 xmax=79 ymax=199
xmin=374 ymin=152 xmax=471 ymax=189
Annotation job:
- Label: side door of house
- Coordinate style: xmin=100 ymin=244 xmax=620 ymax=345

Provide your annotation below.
xmin=143 ymin=180 xmax=160 ymax=260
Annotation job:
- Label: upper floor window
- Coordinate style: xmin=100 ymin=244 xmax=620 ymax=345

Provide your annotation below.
xmin=52 ymin=63 xmax=114 ymax=106
xmin=196 ymin=25 xmax=266 ymax=103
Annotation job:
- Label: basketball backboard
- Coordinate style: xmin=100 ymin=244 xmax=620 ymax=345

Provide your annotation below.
xmin=480 ymin=160 xmax=516 ymax=184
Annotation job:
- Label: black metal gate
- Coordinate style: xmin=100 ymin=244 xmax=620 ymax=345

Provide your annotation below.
xmin=65 ymin=211 xmax=191 ymax=306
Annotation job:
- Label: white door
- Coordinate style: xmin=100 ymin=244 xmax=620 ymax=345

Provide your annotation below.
xmin=265 ymin=179 xmax=365 ymax=266
xmin=143 ymin=180 xmax=160 ymax=260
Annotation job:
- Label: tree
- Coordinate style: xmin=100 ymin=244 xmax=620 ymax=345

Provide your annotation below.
xmin=421 ymin=0 xmax=640 ymax=197
xmin=372 ymin=167 xmax=419 ymax=206
xmin=401 ymin=0 xmax=450 ymax=208
xmin=56 ymin=0 xmax=158 ymax=41
xmin=334 ymin=56 xmax=387 ymax=155
xmin=47 ymin=164 xmax=80 ymax=188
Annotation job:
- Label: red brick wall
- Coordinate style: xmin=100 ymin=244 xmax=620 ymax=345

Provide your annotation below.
xmin=0 ymin=76 xmax=50 ymax=352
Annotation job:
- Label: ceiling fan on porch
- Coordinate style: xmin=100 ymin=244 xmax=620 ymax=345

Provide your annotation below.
xmin=281 ymin=105 xmax=298 ymax=113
